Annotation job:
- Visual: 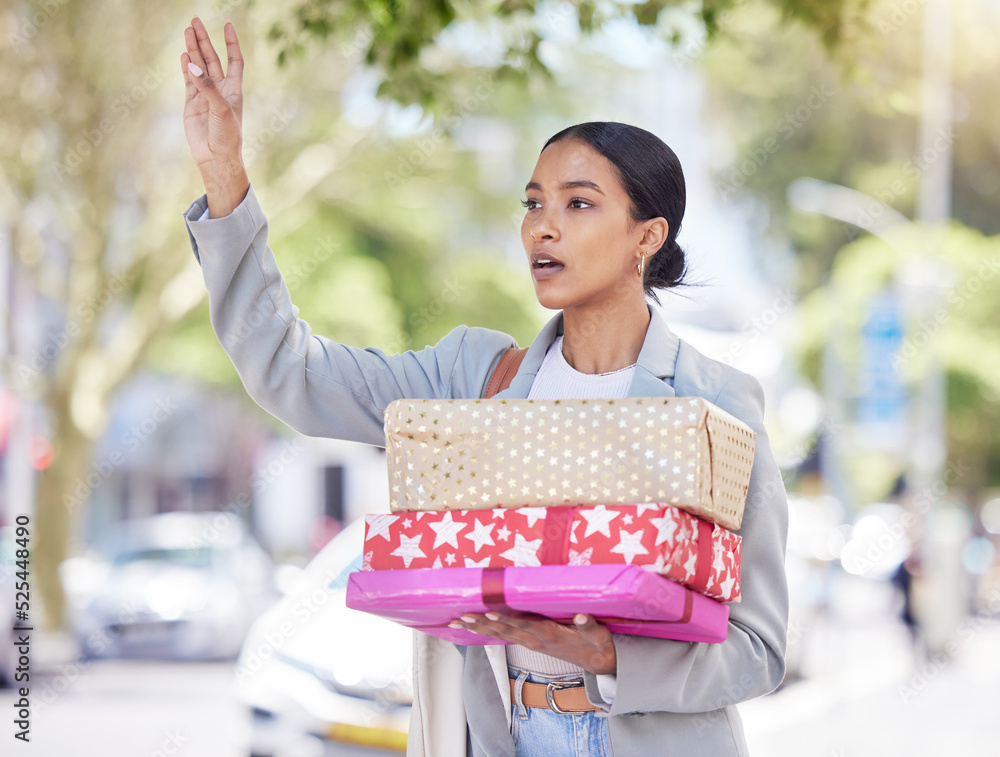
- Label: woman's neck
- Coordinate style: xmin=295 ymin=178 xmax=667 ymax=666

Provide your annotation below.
xmin=560 ymin=297 xmax=651 ymax=375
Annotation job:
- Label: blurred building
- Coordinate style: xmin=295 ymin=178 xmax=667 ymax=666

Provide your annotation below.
xmin=64 ymin=373 xmax=387 ymax=560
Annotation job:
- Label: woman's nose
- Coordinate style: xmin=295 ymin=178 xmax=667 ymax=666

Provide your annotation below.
xmin=529 ymin=207 xmax=559 ymax=241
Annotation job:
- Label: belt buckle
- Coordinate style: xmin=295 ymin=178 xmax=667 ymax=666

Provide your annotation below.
xmin=544 ymin=680 xmax=584 ymax=715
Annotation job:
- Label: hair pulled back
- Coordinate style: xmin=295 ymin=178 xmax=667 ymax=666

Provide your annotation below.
xmin=542 ymin=122 xmax=687 ymax=303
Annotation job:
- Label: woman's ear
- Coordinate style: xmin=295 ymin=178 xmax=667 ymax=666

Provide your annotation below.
xmin=641 ymin=218 xmax=669 ymax=255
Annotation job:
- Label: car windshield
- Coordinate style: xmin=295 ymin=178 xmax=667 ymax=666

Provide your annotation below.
xmin=112 ymin=547 xmax=214 ymax=568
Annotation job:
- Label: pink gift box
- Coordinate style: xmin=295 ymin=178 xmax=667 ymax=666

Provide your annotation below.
xmin=345 ymin=564 xmax=729 ymax=644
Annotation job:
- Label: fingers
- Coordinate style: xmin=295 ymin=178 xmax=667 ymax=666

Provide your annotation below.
xmin=451 ymin=613 xmax=562 ymax=647
xmin=180 ymin=52 xmax=197 ymax=101
xmin=573 ymin=614 xmax=617 ymax=674
xmin=184 ymin=24 xmax=208 ymax=76
xmin=574 ymin=613 xmax=598 ymax=634
xmin=183 ymin=52 xmax=228 ymax=112
xmin=573 ymin=614 xmax=613 ymax=646
xmin=191 ymin=16 xmax=225 ymax=80
xmin=451 ymin=612 xmax=616 ymax=674
xmin=224 ymin=22 xmax=244 ymax=84
xmin=450 ymin=613 xmax=525 ymax=644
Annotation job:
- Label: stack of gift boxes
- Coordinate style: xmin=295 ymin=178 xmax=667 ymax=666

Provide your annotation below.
xmin=346 ymin=397 xmax=756 ymax=645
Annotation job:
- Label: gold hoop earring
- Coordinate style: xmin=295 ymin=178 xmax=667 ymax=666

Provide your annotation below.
xmin=637 ymin=253 xmax=646 ymax=278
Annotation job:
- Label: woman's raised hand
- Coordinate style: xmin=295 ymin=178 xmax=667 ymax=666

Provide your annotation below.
xmin=181 ymin=18 xmax=249 ymax=218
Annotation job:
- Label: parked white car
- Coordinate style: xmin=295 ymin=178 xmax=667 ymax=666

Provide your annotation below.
xmin=237 ymin=517 xmax=413 ymax=757
xmin=63 ymin=512 xmax=277 ymax=660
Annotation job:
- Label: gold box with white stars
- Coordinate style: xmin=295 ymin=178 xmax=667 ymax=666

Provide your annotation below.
xmin=384 ymin=397 xmax=755 ymax=530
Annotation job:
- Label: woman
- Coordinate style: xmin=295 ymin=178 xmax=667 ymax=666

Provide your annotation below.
xmin=181 ymin=18 xmax=788 ymax=757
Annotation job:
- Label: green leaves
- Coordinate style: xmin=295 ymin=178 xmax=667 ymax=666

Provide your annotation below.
xmin=268 ymin=0 xmax=862 ymax=110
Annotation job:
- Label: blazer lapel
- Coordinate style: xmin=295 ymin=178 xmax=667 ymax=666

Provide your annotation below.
xmin=628 ymin=306 xmax=679 ymax=399
xmin=493 ymin=306 xmax=680 ymax=400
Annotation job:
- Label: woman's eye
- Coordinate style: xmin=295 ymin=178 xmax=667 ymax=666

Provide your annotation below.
xmin=569 ymin=198 xmax=592 ymax=209
xmin=521 ymin=198 xmax=540 ymax=210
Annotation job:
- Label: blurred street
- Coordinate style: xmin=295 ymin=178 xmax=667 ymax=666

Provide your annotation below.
xmin=3 ymin=572 xmax=998 ymax=756
xmin=2 ymin=655 xmax=249 ymax=757
xmin=0 ymin=650 xmax=397 ymax=756
xmin=745 ymin=574 xmax=1000 ymax=756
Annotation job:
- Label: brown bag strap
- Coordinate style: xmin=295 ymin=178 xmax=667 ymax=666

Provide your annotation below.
xmin=483 ymin=347 xmax=528 ymax=398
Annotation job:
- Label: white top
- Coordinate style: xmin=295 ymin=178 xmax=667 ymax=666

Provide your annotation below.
xmin=523 ymin=335 xmax=638 ymax=400
xmin=506 ymin=335 xmax=635 ymax=692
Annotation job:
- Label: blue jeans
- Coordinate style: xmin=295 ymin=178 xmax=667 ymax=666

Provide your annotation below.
xmin=508 ymin=667 xmax=613 ymax=757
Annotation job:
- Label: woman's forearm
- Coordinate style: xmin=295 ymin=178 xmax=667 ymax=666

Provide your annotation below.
xmin=202 ymin=160 xmax=250 ymax=219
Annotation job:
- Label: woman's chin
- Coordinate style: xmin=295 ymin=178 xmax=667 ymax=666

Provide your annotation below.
xmin=532 ymin=290 xmax=570 ymax=311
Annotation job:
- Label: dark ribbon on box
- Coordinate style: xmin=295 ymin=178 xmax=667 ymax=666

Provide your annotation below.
xmin=481 ymin=567 xmax=516 ymax=615
xmin=537 ymin=505 xmax=577 ymax=565
xmin=479 ymin=564 xmax=694 ymax=625
xmin=690 ymin=518 xmax=714 ymax=596
xmin=532 ymin=503 xmax=715 ymax=598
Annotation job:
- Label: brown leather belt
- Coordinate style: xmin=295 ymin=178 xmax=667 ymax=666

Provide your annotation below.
xmin=509 ymin=678 xmax=598 ymax=714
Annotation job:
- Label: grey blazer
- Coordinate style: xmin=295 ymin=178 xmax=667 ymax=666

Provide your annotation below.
xmin=184 ymin=186 xmax=789 ymax=756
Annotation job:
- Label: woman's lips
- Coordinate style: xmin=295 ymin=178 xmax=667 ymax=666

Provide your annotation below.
xmin=532 ymin=263 xmax=565 ymax=280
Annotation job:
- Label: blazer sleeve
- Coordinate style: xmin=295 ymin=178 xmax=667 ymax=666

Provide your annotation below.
xmin=584 ymin=371 xmax=789 ymax=714
xmin=182 ymin=187 xmax=516 ymax=445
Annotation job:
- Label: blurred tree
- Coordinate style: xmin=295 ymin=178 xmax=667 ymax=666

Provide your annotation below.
xmin=796 ymin=224 xmax=1000 ymax=504
xmin=1 ymin=1 xmax=212 ymax=628
xmin=269 ymin=0 xmax=872 ymax=109
xmin=699 ymin=0 xmax=1000 ymax=292
xmin=692 ymin=0 xmax=1000 ymax=508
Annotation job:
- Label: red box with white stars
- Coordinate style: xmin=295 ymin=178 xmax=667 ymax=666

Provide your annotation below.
xmin=360 ymin=503 xmax=741 ymax=602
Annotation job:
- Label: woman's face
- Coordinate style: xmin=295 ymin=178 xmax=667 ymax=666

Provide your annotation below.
xmin=521 ymin=138 xmax=646 ymax=312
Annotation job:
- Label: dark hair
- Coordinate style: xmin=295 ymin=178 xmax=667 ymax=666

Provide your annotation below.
xmin=542 ymin=122 xmax=687 ymax=303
